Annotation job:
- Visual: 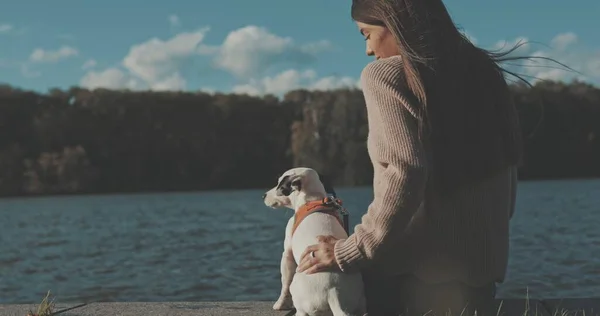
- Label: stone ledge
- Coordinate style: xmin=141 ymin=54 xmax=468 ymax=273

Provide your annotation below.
xmin=0 ymin=299 xmax=599 ymax=316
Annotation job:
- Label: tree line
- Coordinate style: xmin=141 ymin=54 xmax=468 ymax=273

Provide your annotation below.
xmin=0 ymin=80 xmax=598 ymax=197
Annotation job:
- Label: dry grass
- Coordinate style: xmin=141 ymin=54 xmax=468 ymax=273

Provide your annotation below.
xmin=26 ymin=291 xmax=55 ymax=316
xmin=25 ymin=291 xmax=89 ymax=316
xmin=433 ymin=293 xmax=594 ymax=316
xmin=420 ymin=303 xmax=589 ymax=316
xmin=496 ymin=291 xmax=595 ymax=316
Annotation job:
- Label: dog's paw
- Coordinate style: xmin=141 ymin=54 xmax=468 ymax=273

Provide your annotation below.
xmin=273 ymin=296 xmax=294 ymax=310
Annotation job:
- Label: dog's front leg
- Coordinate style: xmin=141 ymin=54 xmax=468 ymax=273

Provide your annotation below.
xmin=273 ymin=247 xmax=296 ymax=310
xmin=273 ymin=218 xmax=296 ymax=310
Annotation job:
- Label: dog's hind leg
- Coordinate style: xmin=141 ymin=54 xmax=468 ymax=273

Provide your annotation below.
xmin=273 ymin=218 xmax=296 ymax=311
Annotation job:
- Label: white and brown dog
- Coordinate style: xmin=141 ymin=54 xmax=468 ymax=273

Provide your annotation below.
xmin=263 ymin=167 xmax=366 ymax=316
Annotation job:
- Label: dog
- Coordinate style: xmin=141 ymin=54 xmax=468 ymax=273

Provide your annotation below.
xmin=263 ymin=167 xmax=366 ymax=316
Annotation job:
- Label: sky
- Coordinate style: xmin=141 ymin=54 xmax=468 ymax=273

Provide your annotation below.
xmin=0 ymin=0 xmax=599 ymax=96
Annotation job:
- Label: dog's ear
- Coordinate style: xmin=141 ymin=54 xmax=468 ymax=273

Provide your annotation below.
xmin=317 ymin=172 xmax=336 ymax=197
xmin=275 ymin=175 xmax=290 ymax=196
xmin=291 ymin=178 xmax=302 ymax=192
xmin=276 ymin=175 xmax=302 ymax=196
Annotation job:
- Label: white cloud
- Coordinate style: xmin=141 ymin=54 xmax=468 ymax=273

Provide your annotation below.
xmin=78 ymin=26 xmax=598 ymax=95
xmin=232 ymin=69 xmax=359 ymax=96
xmin=90 ymin=71 xmax=188 ymax=91
xmin=207 ymin=25 xmax=331 ymax=78
xmin=312 ymin=75 xmax=361 ymax=91
xmin=30 ymin=46 xmax=79 ymax=63
xmin=0 ymin=24 xmax=13 ymax=33
xmin=300 ymin=40 xmax=335 ymax=55
xmin=13 ymin=45 xmax=78 ymax=78
xmin=79 ymin=25 xmax=335 ymax=92
xmin=232 ymin=31 xmax=600 ymax=96
xmin=122 ymin=28 xmax=208 ymax=83
xmin=551 ymin=32 xmax=577 ymax=51
xmin=589 ymin=58 xmax=600 ymax=78
xmin=168 ymin=14 xmax=181 ymax=27
xmin=150 ymin=72 xmax=187 ymax=91
xmin=81 ymin=59 xmax=97 ymax=70
xmin=81 ymin=28 xmax=209 ymax=91
xmin=492 ymin=32 xmax=599 ymax=84
xmin=80 ymin=68 xmax=141 ymax=90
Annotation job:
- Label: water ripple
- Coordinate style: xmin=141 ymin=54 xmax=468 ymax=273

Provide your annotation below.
xmin=1 ymin=180 xmax=600 ymax=303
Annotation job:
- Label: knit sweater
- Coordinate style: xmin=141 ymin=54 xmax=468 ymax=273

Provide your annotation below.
xmin=333 ymin=55 xmax=518 ymax=287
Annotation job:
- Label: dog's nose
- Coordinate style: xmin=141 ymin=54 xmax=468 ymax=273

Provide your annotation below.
xmin=262 ymin=193 xmax=266 ymax=200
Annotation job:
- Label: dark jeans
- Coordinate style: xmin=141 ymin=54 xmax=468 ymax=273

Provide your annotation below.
xmin=363 ymin=273 xmax=497 ymax=316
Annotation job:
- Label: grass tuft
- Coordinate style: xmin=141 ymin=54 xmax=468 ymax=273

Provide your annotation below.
xmin=26 ymin=291 xmax=55 ymax=316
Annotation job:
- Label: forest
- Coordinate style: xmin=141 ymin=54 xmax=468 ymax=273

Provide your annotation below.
xmin=0 ymin=80 xmax=598 ymax=197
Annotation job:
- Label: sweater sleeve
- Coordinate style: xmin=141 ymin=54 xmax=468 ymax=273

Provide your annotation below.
xmin=334 ymin=57 xmax=429 ymax=273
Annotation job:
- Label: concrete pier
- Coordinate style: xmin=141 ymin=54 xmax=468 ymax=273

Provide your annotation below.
xmin=1 ymin=299 xmax=599 ymax=316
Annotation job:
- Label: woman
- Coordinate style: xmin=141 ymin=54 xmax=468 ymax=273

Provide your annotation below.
xmin=296 ymin=0 xmax=527 ymax=315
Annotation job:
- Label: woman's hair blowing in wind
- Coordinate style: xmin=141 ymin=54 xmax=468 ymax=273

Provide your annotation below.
xmin=351 ymin=0 xmax=568 ymax=190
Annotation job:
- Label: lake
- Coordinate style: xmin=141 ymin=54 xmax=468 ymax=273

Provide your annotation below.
xmin=2 ymin=179 xmax=600 ymax=304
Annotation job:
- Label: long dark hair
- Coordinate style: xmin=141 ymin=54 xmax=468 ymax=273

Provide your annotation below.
xmin=351 ymin=0 xmax=568 ymax=191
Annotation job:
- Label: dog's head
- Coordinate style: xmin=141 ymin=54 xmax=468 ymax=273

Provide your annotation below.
xmin=262 ymin=167 xmax=336 ymax=210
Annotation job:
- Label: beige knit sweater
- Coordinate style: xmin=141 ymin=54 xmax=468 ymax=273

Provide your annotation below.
xmin=334 ymin=55 xmax=518 ymax=287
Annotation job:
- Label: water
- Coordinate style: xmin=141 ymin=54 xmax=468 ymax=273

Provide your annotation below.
xmin=1 ymin=179 xmax=600 ymax=304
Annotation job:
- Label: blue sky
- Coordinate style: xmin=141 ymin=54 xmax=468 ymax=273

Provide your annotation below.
xmin=1 ymin=0 xmax=598 ymax=95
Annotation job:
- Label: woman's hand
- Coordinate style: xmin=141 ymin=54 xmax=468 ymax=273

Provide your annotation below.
xmin=296 ymin=235 xmax=341 ymax=274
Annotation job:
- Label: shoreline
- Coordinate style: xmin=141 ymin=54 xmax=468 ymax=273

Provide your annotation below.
xmin=2 ymin=299 xmax=600 ymax=316
xmin=0 ymin=176 xmax=598 ymax=201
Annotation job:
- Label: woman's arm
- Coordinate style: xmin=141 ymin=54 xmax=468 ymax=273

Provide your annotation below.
xmin=334 ymin=57 xmax=428 ymax=273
